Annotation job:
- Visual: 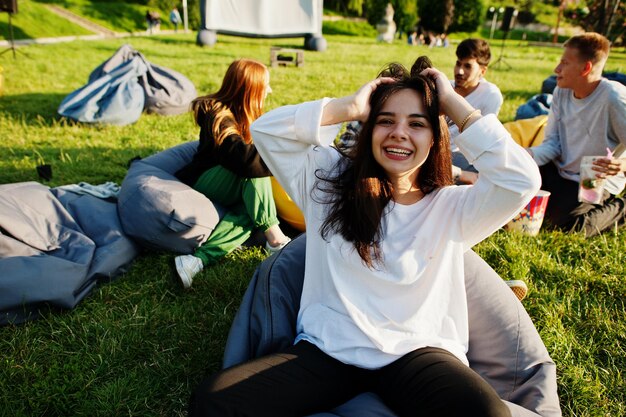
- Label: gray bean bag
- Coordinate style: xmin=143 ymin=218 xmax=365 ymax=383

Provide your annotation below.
xmin=87 ymin=44 xmax=197 ymax=117
xmin=58 ymin=44 xmax=197 ymax=125
xmin=0 ymin=182 xmax=139 ymax=325
xmin=117 ymin=141 xmax=225 ymax=254
xmin=223 ymin=235 xmax=562 ymax=417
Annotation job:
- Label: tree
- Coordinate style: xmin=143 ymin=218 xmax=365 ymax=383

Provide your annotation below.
xmin=416 ymin=0 xmax=454 ymax=33
xmin=325 ymin=0 xmax=366 ymax=16
xmin=393 ymin=0 xmax=419 ymax=33
xmin=563 ymin=0 xmax=625 ymax=43
xmin=449 ymin=0 xmax=485 ymax=33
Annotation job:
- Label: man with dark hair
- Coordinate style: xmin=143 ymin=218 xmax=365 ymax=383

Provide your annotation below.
xmin=448 ymin=38 xmax=503 ymax=184
xmin=528 ymin=32 xmax=626 ymax=236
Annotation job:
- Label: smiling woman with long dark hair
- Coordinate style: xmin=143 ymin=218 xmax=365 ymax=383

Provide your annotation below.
xmin=188 ymin=59 xmax=541 ymax=417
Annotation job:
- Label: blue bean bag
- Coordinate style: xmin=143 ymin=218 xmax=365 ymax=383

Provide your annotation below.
xmin=0 ymin=182 xmax=139 ymax=325
xmin=515 ymin=94 xmax=552 ymax=121
xmin=223 ymin=235 xmax=562 ymax=417
xmin=58 ymin=44 xmax=197 ymax=126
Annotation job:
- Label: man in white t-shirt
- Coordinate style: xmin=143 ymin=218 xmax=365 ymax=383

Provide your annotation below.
xmin=528 ymin=32 xmax=626 ymax=236
xmin=447 ymin=38 xmax=503 ymax=184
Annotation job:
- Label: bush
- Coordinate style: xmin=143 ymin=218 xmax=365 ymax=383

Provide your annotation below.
xmin=516 ymin=10 xmax=536 ymax=25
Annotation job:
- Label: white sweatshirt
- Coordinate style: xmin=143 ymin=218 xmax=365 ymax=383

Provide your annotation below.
xmin=252 ymin=99 xmax=540 ymax=369
xmin=448 ymin=78 xmax=503 ymax=150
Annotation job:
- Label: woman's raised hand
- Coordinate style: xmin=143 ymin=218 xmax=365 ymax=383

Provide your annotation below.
xmin=350 ymin=77 xmax=396 ymax=122
xmin=321 ymin=77 xmax=395 ymax=126
xmin=420 ymin=67 xmax=477 ymax=130
xmin=419 ymin=67 xmax=458 ymax=114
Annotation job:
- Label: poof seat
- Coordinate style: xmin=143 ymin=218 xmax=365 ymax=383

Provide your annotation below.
xmin=1 ymin=182 xmax=138 ymax=325
xmin=504 ymin=115 xmax=548 ymax=148
xmin=271 ymin=177 xmax=306 ymax=232
xmin=117 ymin=141 xmax=225 ymax=254
xmin=223 ymin=234 xmax=562 ymax=417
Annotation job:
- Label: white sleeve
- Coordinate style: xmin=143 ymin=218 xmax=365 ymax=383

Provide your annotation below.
xmin=531 ymin=90 xmax=562 ymax=165
xmin=607 ymin=83 xmax=626 ymax=148
xmin=251 ymin=98 xmax=342 ymax=208
xmin=454 ymin=114 xmax=542 ymax=248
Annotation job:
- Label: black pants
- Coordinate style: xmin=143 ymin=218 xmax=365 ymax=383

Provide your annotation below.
xmin=189 ymin=341 xmax=511 ymax=417
xmin=540 ymin=162 xmax=626 ymax=236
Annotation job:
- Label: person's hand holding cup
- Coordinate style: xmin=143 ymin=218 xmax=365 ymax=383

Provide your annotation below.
xmin=579 ymin=156 xmax=606 ymax=204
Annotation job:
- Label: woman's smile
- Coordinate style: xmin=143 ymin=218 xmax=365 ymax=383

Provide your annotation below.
xmin=384 ymin=146 xmax=413 ymax=160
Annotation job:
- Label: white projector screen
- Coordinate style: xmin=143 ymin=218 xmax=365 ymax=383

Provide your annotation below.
xmin=201 ymin=0 xmax=323 ymax=37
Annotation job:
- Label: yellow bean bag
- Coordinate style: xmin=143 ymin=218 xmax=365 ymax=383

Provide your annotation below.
xmin=503 ymin=115 xmax=548 ymax=148
xmin=271 ymin=177 xmax=306 ymax=232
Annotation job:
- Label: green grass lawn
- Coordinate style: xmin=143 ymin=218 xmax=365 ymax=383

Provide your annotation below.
xmin=0 ymin=0 xmax=179 ymax=41
xmin=0 ymin=0 xmax=92 ymax=40
xmin=0 ymin=32 xmax=625 ymax=416
xmin=34 ymin=0 xmax=168 ymax=33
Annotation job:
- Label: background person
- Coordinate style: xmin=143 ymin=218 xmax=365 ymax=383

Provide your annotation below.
xmin=528 ymin=32 xmax=626 ymax=236
xmin=188 ymin=59 xmax=540 ymax=416
xmin=145 ymin=10 xmax=153 ymax=33
xmin=146 ymin=10 xmax=161 ymax=34
xmin=169 ymin=7 xmax=182 ymax=32
xmin=174 ymin=59 xmax=290 ymax=289
xmin=446 ymin=38 xmax=503 ymax=184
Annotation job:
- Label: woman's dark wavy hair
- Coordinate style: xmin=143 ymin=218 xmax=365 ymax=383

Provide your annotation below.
xmin=316 ymin=57 xmax=452 ymax=268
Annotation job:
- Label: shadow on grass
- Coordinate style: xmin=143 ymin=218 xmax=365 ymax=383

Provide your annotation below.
xmin=0 ymin=20 xmax=33 ymax=41
xmin=0 ymin=143 xmax=171 ymax=186
xmin=0 ymin=92 xmax=66 ymax=125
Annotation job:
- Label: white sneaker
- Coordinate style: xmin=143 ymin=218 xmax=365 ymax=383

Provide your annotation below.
xmin=506 ymin=280 xmax=528 ymax=301
xmin=175 ymin=255 xmax=203 ymax=289
xmin=265 ymin=238 xmax=291 ymax=254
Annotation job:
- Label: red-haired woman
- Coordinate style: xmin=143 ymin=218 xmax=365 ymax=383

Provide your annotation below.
xmin=174 ymin=59 xmax=290 ymax=288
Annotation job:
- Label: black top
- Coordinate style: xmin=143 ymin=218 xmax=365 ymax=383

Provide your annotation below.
xmin=175 ymin=105 xmax=271 ymax=186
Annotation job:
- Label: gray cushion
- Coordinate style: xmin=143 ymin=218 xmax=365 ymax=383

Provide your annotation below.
xmin=118 ymin=141 xmax=224 ymax=254
xmin=223 ymin=235 xmax=561 ymax=417
xmin=1 ymin=182 xmax=138 ymax=325
xmin=464 ymin=249 xmax=561 ymax=417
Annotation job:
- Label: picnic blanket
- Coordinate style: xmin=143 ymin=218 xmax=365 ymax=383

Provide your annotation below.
xmin=0 ymin=182 xmax=139 ymax=325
